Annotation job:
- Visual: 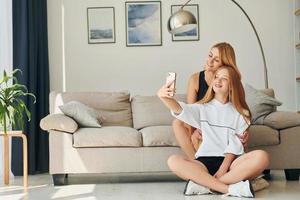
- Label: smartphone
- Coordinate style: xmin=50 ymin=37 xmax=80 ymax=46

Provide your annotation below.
xmin=166 ymin=72 xmax=176 ymax=96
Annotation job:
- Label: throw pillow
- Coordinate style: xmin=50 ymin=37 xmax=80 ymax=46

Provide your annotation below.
xmin=40 ymin=113 xmax=78 ymax=133
xmin=59 ymin=101 xmax=101 ymax=127
xmin=245 ymin=84 xmax=282 ymax=124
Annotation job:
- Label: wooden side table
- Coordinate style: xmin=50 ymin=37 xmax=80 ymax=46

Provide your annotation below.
xmin=0 ymin=131 xmax=28 ymax=187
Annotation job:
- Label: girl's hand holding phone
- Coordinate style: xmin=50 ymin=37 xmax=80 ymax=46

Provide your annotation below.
xmin=157 ymin=72 xmax=176 ymax=98
xmin=157 ymin=80 xmax=176 ymax=99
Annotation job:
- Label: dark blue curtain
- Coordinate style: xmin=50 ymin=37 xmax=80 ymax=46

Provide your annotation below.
xmin=12 ymin=0 xmax=49 ymax=175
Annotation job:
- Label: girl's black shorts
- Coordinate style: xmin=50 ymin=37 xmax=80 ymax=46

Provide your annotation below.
xmin=195 ymin=156 xmax=225 ymax=175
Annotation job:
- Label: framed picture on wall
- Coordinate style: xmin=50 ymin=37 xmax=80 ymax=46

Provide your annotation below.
xmin=87 ymin=7 xmax=116 ymax=44
xmin=125 ymin=1 xmax=162 ymax=46
xmin=171 ymin=4 xmax=199 ymax=41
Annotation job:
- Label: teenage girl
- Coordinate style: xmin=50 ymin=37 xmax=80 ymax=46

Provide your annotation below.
xmin=157 ymin=66 xmax=269 ymax=198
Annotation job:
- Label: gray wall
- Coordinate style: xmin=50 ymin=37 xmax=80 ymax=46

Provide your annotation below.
xmin=47 ymin=0 xmax=296 ymax=111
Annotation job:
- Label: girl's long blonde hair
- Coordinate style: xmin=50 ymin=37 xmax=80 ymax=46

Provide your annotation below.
xmin=198 ymin=66 xmax=251 ymax=124
xmin=212 ymin=42 xmax=242 ymax=81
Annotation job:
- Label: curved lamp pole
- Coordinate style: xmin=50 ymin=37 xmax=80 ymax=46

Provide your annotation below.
xmin=168 ymin=0 xmax=268 ymax=89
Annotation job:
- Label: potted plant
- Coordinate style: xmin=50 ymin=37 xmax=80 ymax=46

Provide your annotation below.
xmin=0 ymin=69 xmax=36 ymax=135
xmin=0 ymin=69 xmax=36 ymax=186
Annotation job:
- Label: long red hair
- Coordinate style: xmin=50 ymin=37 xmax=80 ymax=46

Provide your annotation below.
xmin=212 ymin=42 xmax=242 ymax=81
xmin=198 ymin=66 xmax=251 ymax=124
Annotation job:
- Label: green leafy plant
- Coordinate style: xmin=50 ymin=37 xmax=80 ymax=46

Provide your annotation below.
xmin=0 ymin=69 xmax=36 ymax=135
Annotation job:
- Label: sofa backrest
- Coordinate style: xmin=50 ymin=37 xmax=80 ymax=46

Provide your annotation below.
xmin=131 ymin=94 xmax=186 ymax=130
xmin=48 ymin=88 xmax=276 ymax=129
xmin=131 ymin=88 xmax=276 ymax=129
xmin=49 ymin=91 xmax=133 ymax=127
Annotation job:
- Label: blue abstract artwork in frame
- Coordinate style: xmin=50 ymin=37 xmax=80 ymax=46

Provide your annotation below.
xmin=126 ymin=1 xmax=162 ymax=46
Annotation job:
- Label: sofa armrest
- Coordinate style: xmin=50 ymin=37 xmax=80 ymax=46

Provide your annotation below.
xmin=263 ymin=111 xmax=300 ymax=130
xmin=40 ymin=114 xmax=78 ymax=133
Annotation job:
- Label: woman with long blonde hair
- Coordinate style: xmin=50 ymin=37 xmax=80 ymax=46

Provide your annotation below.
xmin=157 ymin=66 xmax=269 ymax=198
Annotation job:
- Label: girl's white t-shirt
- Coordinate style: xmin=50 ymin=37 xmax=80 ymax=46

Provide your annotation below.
xmin=171 ymin=99 xmax=249 ymax=158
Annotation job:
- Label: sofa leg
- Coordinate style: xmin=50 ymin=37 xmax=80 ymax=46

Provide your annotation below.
xmin=262 ymin=169 xmax=271 ymax=180
xmin=52 ymin=174 xmax=68 ymax=186
xmin=284 ymin=169 xmax=300 ymax=181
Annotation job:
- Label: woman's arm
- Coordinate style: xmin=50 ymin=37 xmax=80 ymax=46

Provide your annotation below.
xmin=186 ymin=73 xmax=199 ymax=104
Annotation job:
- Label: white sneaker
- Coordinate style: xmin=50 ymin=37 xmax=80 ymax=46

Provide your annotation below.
xmin=226 ymin=180 xmax=255 ymax=198
xmin=184 ymin=180 xmax=211 ymax=196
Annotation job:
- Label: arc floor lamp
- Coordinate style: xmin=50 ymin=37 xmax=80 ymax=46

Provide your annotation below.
xmin=168 ymin=0 xmax=269 ymax=89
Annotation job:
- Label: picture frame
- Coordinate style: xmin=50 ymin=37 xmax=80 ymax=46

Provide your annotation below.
xmin=171 ymin=4 xmax=199 ymax=41
xmin=125 ymin=1 xmax=162 ymax=47
xmin=87 ymin=7 xmax=116 ymax=44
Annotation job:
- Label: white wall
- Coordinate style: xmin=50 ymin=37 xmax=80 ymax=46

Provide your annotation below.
xmin=0 ymin=0 xmax=13 ymax=180
xmin=48 ymin=0 xmax=296 ymax=111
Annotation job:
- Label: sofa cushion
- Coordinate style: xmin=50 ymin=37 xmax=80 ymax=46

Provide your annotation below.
xmin=131 ymin=94 xmax=186 ymax=129
xmin=40 ymin=114 xmax=78 ymax=133
xmin=248 ymin=125 xmax=279 ymax=148
xmin=140 ymin=126 xmax=178 ymax=147
xmin=73 ymin=127 xmax=142 ymax=147
xmin=50 ymin=91 xmax=132 ymax=127
xmin=59 ymin=101 xmax=101 ymax=127
xmin=245 ymin=84 xmax=282 ymax=125
xmin=263 ymin=111 xmax=300 ymax=130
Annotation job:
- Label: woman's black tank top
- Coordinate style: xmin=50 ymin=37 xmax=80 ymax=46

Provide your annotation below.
xmin=197 ymin=71 xmax=209 ymax=101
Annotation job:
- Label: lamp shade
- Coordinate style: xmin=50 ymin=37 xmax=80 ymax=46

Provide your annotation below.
xmin=167 ymin=9 xmax=197 ymax=34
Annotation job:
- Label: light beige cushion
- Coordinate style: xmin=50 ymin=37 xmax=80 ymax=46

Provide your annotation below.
xmin=73 ymin=127 xmax=142 ymax=147
xmin=248 ymin=125 xmax=279 ymax=148
xmin=40 ymin=114 xmax=78 ymax=133
xmin=251 ymin=177 xmax=270 ymax=192
xmin=50 ymin=91 xmax=132 ymax=127
xmin=131 ymin=94 xmax=186 ymax=129
xmin=260 ymin=88 xmax=275 ymax=98
xmin=59 ymin=101 xmax=101 ymax=127
xmin=245 ymin=84 xmax=282 ymax=125
xmin=140 ymin=126 xmax=178 ymax=147
xmin=263 ymin=111 xmax=300 ymax=130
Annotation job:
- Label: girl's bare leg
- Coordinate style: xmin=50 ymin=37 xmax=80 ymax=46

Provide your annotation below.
xmin=167 ymin=155 xmax=229 ymax=194
xmin=218 ymin=150 xmax=270 ymax=184
xmin=172 ymin=119 xmax=196 ymax=159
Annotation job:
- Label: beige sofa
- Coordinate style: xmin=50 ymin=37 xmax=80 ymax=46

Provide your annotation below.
xmin=40 ymin=90 xmax=300 ymax=185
